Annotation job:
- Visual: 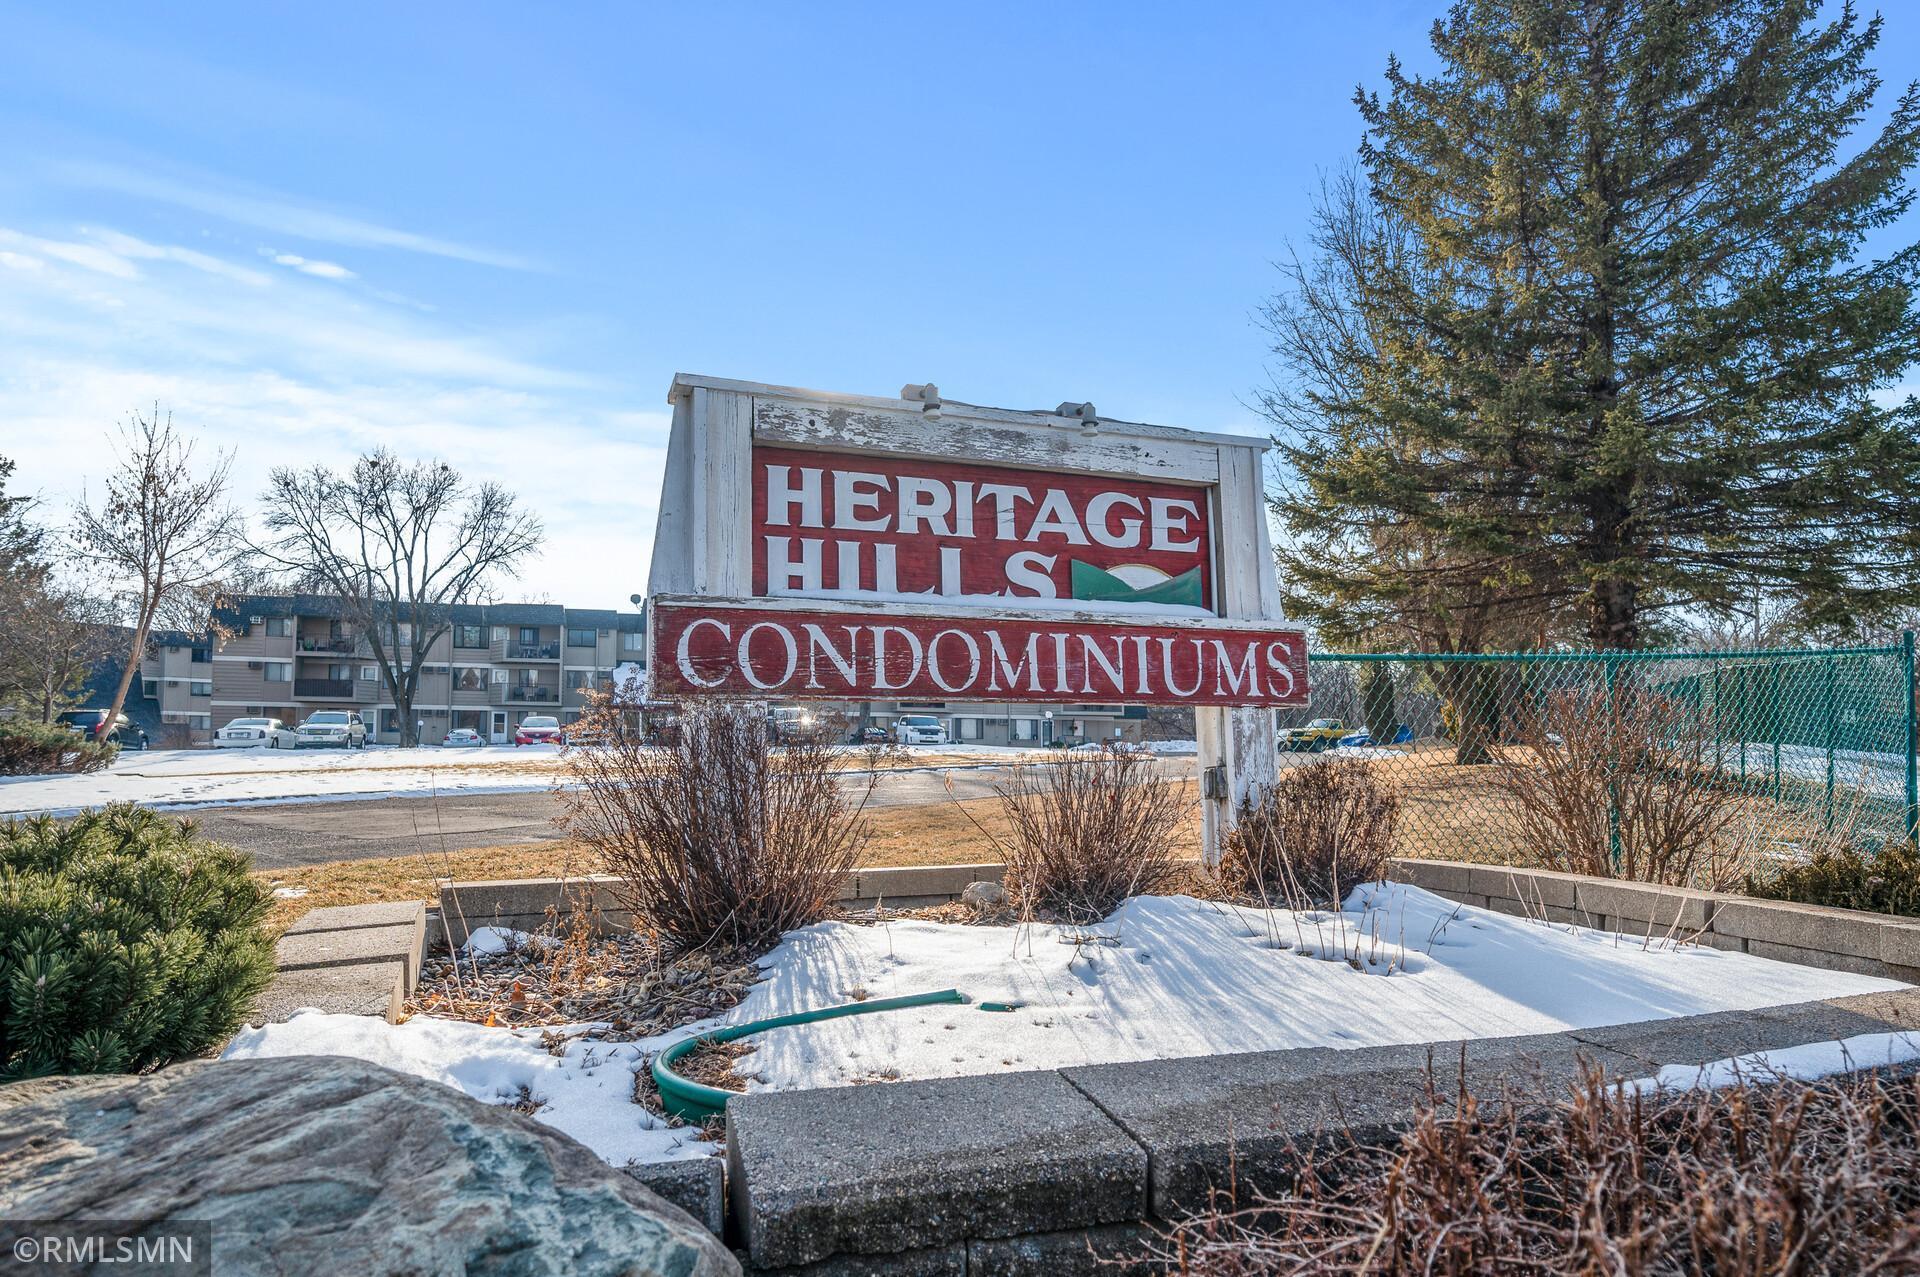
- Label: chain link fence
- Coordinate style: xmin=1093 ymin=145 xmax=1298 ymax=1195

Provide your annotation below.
xmin=1292 ymin=637 xmax=1919 ymax=877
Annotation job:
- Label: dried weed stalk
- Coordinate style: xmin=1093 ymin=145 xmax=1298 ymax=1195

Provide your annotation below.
xmin=555 ymin=698 xmax=881 ymax=955
xmin=1141 ymin=1064 xmax=1920 ymax=1275
xmin=1497 ymin=683 xmax=1747 ymax=888
xmin=1219 ymin=759 xmax=1399 ymax=911
xmin=962 ymin=751 xmax=1191 ymax=923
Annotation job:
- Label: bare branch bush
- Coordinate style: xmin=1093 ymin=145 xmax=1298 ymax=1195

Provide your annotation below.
xmin=1220 ymin=759 xmax=1399 ymax=911
xmin=554 ymin=699 xmax=879 ymax=956
xmin=1137 ymin=1065 xmax=1920 ymax=1275
xmin=1495 ymin=683 xmax=1747 ymax=887
xmin=963 ymin=753 xmax=1191 ymax=923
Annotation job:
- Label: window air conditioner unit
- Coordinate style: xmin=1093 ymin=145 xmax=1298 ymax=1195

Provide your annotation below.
xmin=247 ymin=661 xmax=263 ymax=670
xmin=249 ymin=616 xmax=264 ymax=625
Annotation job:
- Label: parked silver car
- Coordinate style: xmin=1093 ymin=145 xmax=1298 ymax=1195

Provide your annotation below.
xmin=295 ymin=710 xmax=368 ymax=749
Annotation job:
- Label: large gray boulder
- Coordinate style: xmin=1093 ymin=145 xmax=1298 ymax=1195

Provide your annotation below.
xmin=0 ymin=1055 xmax=738 ymax=1277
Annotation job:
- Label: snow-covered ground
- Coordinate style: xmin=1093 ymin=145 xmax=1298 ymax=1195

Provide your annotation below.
xmin=227 ymin=885 xmax=1904 ymax=1164
xmin=1724 ymin=742 xmax=1910 ymax=801
xmin=727 ymin=885 xmax=1903 ymax=1089
xmin=224 ymin=1012 xmax=720 ymax=1166
xmin=0 ymin=742 xmax=1044 ymax=818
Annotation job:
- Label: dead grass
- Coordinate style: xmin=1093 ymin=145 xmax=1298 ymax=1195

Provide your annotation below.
xmin=674 ymin=1039 xmax=759 ymax=1092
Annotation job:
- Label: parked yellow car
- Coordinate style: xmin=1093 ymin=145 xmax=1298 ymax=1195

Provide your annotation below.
xmin=1279 ymin=718 xmax=1347 ymax=752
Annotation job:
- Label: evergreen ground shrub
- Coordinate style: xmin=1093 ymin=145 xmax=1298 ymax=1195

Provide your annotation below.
xmin=0 ymin=719 xmax=116 ymax=776
xmin=0 ymin=805 xmax=276 ymax=1077
xmin=1747 ymin=840 xmax=1920 ymax=918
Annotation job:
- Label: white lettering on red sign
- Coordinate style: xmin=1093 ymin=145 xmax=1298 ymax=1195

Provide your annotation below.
xmin=752 ymin=447 xmax=1213 ymax=611
xmin=652 ymin=601 xmax=1308 ymax=708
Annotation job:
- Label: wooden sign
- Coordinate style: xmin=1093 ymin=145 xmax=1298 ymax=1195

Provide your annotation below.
xmin=649 ymin=596 xmax=1309 ymax=707
xmin=753 ymin=446 xmax=1214 ymax=610
xmin=647 ymin=374 xmax=1306 ymax=863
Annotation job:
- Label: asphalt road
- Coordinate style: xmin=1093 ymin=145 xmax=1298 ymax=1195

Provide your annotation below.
xmin=204 ymin=757 xmax=1197 ymax=870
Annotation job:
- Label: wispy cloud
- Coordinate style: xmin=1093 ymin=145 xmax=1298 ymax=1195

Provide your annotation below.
xmin=269 ymin=251 xmax=355 ymax=280
xmin=51 ymin=159 xmax=534 ymax=270
xmin=0 ymin=221 xmax=658 ymax=606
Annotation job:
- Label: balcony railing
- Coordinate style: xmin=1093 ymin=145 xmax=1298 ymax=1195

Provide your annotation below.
xmin=297 ymin=638 xmax=355 ymax=654
xmin=509 ymin=643 xmax=560 ymax=661
xmin=503 ymin=685 xmax=558 ymax=703
xmin=294 ymin=678 xmax=357 ymax=699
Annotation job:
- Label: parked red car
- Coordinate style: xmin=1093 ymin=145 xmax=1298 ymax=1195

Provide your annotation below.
xmin=512 ymin=714 xmax=563 ymax=746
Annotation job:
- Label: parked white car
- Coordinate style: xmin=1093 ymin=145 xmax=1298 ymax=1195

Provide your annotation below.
xmin=442 ymin=727 xmax=485 ymax=747
xmin=213 ymin=717 xmax=298 ymax=749
xmin=295 ymin=710 xmax=368 ymax=749
xmin=892 ymin=715 xmax=950 ymax=745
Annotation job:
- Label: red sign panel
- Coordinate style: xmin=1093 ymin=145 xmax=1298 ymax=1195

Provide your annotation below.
xmin=650 ymin=598 xmax=1309 ymax=708
xmin=752 ymin=446 xmax=1214 ymax=611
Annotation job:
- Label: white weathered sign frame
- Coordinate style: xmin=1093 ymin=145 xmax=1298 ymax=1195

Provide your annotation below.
xmin=646 ymin=372 xmax=1295 ymax=863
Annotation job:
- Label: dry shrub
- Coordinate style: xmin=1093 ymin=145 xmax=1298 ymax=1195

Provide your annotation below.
xmin=1220 ymin=760 xmax=1398 ymax=910
xmin=964 ymin=752 xmax=1191 ymax=923
xmin=1142 ymin=1066 xmax=1920 ymax=1275
xmin=1497 ymin=684 xmax=1745 ymax=888
xmin=554 ymin=699 xmax=879 ymax=955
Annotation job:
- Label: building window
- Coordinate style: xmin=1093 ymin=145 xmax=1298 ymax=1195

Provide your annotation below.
xmin=620 ymin=631 xmax=644 ymax=652
xmin=957 ymin=717 xmax=983 ymax=741
xmin=564 ymin=669 xmax=596 ymax=691
xmin=519 ymin=626 xmax=540 ymax=646
xmin=567 ymin=627 xmax=597 ymax=648
xmin=359 ymin=664 xmax=378 ymax=681
xmin=454 ymin=667 xmax=487 ymax=692
xmin=1012 ymin=718 xmax=1038 ymax=741
xmin=190 ymin=648 xmax=211 ymax=663
xmin=265 ymin=617 xmax=293 ymax=637
xmin=190 ymin=681 xmax=212 ymax=697
xmin=492 ymin=669 xmax=509 ymax=685
xmin=455 ymin=624 xmax=485 ymax=649
xmin=491 ymin=626 xmax=507 ymax=642
xmin=264 ymin=662 xmax=292 ymax=682
xmin=423 ymin=665 xmax=448 ymax=676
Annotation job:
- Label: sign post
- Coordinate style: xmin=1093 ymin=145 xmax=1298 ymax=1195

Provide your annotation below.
xmin=646 ymin=375 xmax=1306 ymax=864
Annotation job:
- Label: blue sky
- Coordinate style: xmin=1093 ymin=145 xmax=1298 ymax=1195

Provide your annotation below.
xmin=2 ymin=3 xmax=1915 ymax=608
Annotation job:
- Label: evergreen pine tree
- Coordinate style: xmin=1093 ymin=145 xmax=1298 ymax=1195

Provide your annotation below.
xmin=1266 ymin=0 xmax=1920 ymax=650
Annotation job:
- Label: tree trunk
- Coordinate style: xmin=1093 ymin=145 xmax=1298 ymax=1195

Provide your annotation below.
xmin=1436 ymin=662 xmax=1499 ymax=765
xmin=102 ymin=605 xmax=155 ymax=740
xmin=1587 ymin=573 xmax=1640 ymax=651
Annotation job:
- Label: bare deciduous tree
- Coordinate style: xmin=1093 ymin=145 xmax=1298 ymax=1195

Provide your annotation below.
xmin=71 ymin=408 xmax=242 ymax=733
xmin=4 ymin=582 xmax=118 ymax=722
xmin=254 ymin=451 xmax=542 ymax=746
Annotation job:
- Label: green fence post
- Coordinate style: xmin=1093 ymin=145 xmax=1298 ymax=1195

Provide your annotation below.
xmin=1904 ymin=630 xmax=1917 ymax=844
xmin=1824 ymin=655 xmax=1836 ymax=831
xmin=1605 ymin=654 xmax=1622 ymax=870
xmin=1771 ymin=663 xmax=1782 ymax=800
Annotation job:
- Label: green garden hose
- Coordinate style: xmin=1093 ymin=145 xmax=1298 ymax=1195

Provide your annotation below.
xmin=652 ymin=987 xmax=968 ymax=1121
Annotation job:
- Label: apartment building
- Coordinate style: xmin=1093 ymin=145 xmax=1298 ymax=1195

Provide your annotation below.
xmin=140 ymin=595 xmax=646 ymax=744
xmin=140 ymin=594 xmax=1146 ymax=747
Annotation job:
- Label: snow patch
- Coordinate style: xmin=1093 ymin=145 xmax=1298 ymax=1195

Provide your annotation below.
xmin=1634 ymin=1031 xmax=1920 ymax=1092
xmin=222 ymin=1012 xmax=718 ymax=1166
xmin=464 ymin=926 xmax=550 ymax=957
